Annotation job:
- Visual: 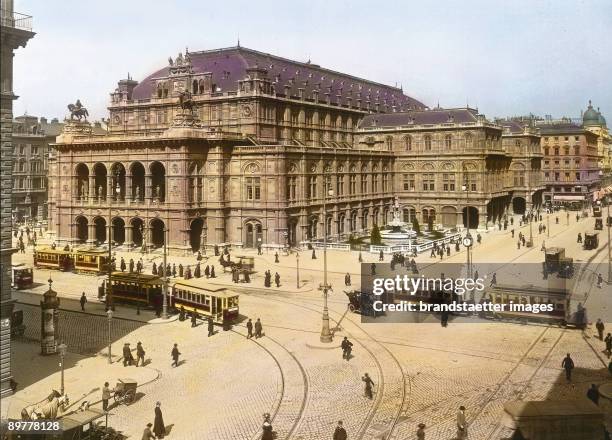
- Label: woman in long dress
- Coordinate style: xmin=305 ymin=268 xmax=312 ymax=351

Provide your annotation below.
xmin=153 ymin=402 xmax=165 ymax=438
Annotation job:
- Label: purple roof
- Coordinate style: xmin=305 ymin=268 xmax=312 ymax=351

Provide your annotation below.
xmin=131 ymin=46 xmax=426 ymax=110
xmin=358 ymin=108 xmax=479 ymax=128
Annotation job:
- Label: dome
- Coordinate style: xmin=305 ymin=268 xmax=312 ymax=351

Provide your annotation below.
xmin=583 ymin=100 xmax=601 ymax=126
xmin=597 ymin=108 xmax=607 ymax=128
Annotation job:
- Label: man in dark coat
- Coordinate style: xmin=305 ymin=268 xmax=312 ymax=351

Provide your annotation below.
xmin=562 ymin=353 xmax=575 ymax=381
xmin=208 ymin=318 xmax=214 ymax=337
xmin=158 ymin=265 xmax=164 ymax=278
xmin=341 ymin=337 xmax=353 ymax=360
xmin=80 ymin=292 xmax=87 ymax=311
xmin=178 ymin=264 xmax=184 ymax=277
xmin=152 ymin=262 xmax=157 ymax=275
xmin=136 ymin=342 xmax=145 ymax=367
xmin=214 ymin=244 xmax=219 ymax=256
xmin=204 ymin=265 xmax=210 ymax=278
xmin=171 ymin=344 xmax=180 ymax=367
xmin=596 ymin=319 xmax=605 ymax=340
xmin=120 ymin=257 xmax=126 ymax=272
xmin=194 ymin=263 xmax=201 ymax=278
xmin=333 ymin=421 xmax=347 ymax=440
xmin=345 ymin=273 xmax=351 ymax=286
xmin=129 ymin=258 xmax=135 ymax=273
xmin=141 ymin=423 xmax=155 ymax=440
xmin=587 ymin=384 xmax=599 ymax=405
xmin=122 ymin=343 xmax=133 ymax=367
xmin=605 ymin=333 xmax=612 ymax=356
xmin=153 ymin=402 xmax=165 ymax=438
xmin=362 ymin=373 xmax=375 ymax=399
xmin=172 ymin=264 xmax=176 ymax=277
xmin=185 ymin=266 xmax=192 ymax=279
xmin=179 ymin=306 xmax=186 ymax=322
xmin=275 ymin=272 xmax=280 ymax=287
xmin=246 ymin=319 xmax=253 ymax=339
xmin=210 ymin=266 xmax=216 ymax=278
xmin=191 ymin=311 xmax=197 ymax=328
xmin=312 ymin=249 xmax=317 ymax=259
xmin=254 ymin=318 xmax=263 ymax=338
xmin=275 ymin=252 xmax=279 ymax=263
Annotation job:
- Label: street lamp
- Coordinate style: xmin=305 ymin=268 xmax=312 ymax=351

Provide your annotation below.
xmin=296 ymin=251 xmax=300 ymax=289
xmin=461 ymin=181 xmax=473 ymax=280
xmin=320 ymin=184 xmax=334 ymax=343
xmin=58 ymin=343 xmax=67 ymax=395
xmin=106 ymin=309 xmax=113 ymax=364
xmin=162 ymin=228 xmax=169 ymax=319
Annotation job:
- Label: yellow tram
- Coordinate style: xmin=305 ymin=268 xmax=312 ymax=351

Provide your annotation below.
xmin=33 ymin=247 xmax=73 ymax=271
xmin=73 ymin=248 xmax=109 ymax=274
xmin=483 ymin=284 xmax=572 ymax=326
xmin=108 ymin=272 xmax=163 ymax=306
xmin=170 ymin=279 xmax=240 ymax=323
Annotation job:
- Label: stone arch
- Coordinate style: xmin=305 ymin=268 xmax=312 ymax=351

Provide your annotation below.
xmin=149 ymin=218 xmax=165 ymax=247
xmin=150 ymin=161 xmax=166 ymax=202
xmin=385 ymin=135 xmax=393 ymax=151
xmin=402 ymin=206 xmax=417 ymax=223
xmin=93 ymin=163 xmax=107 ymax=200
xmin=75 ymin=215 xmax=88 ymax=243
xmin=422 ymin=207 xmax=436 ymax=229
xmin=422 ymin=162 xmax=435 ymax=171
xmin=130 ymin=217 xmax=144 ymax=247
xmin=110 ymin=162 xmax=126 ymax=201
xmin=93 ymin=216 xmax=107 ymax=243
xmin=441 ymin=206 xmax=457 ymax=227
xmin=243 ymin=161 xmax=261 ymax=174
xmin=512 ymin=197 xmax=527 ymax=214
xmin=462 ymin=206 xmax=479 ymax=229
xmin=190 ymin=217 xmax=205 ymax=252
xmin=111 ymin=217 xmax=125 ymax=245
xmin=404 ymin=135 xmax=412 ymax=151
xmin=307 ymin=215 xmax=318 ymax=240
xmin=75 ymin=163 xmax=89 ymax=200
xmin=130 ymin=161 xmax=146 ymax=202
xmin=244 ymin=218 xmax=263 ymax=248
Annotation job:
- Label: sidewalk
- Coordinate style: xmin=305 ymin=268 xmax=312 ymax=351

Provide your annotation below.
xmin=2 ymin=341 xmax=160 ymax=421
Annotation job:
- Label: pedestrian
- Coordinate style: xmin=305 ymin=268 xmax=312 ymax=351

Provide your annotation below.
xmin=171 ymin=343 xmax=181 ymax=367
xmin=179 ymin=306 xmax=186 ymax=322
xmin=345 ymin=272 xmax=351 ymax=286
xmin=362 ymin=373 xmax=375 ymax=399
xmin=371 ymin=263 xmax=376 ymax=275
xmin=490 ymin=273 xmax=497 ymax=286
xmin=275 ymin=272 xmax=280 ymax=287
xmin=312 ymin=248 xmax=317 ymax=259
xmin=597 ymin=273 xmax=603 ymax=288
xmin=562 ymin=353 xmax=575 ymax=381
xmin=129 ymin=258 xmax=135 ymax=273
xmin=587 ymin=384 xmax=600 ymax=406
xmin=262 ymin=413 xmax=273 ymax=440
xmin=255 ymin=318 xmax=263 ymax=338
xmin=153 ymin=402 xmax=166 ymax=438
xmin=80 ymin=292 xmax=87 ymax=311
xmin=166 ymin=263 xmax=171 ymax=276
xmin=517 ymin=240 xmax=521 ymax=249
xmin=136 ymin=260 xmax=142 ymax=273
xmin=577 ymin=233 xmax=582 ymax=244
xmin=456 ymin=405 xmax=468 ymax=439
xmin=194 ymin=262 xmax=201 ymax=278
xmin=596 ymin=319 xmax=605 ymax=340
xmin=210 ymin=266 xmax=216 ymax=278
xmin=102 ymin=382 xmax=112 ymax=412
xmin=178 ymin=264 xmax=184 ymax=278
xmin=208 ymin=317 xmax=214 ymax=337
xmin=197 ymin=251 xmax=202 ymax=261
xmin=477 ymin=233 xmax=482 ymax=244
xmin=358 ymin=251 xmax=363 ymax=263
xmin=430 ymin=248 xmax=436 ymax=258
xmin=257 ymin=244 xmax=262 ymax=255
xmin=604 ymin=333 xmax=612 ymax=357
xmin=136 ymin=342 xmax=145 ymax=367
xmin=204 ymin=265 xmax=210 ymax=278
xmin=455 ymin=241 xmax=460 ymax=252
xmin=341 ymin=337 xmax=353 ymax=360
xmin=447 ymin=246 xmax=450 ymax=257
xmin=185 ymin=265 xmax=192 ymax=279
xmin=275 ymin=252 xmax=279 ymax=263
xmin=541 ymin=241 xmax=546 ymax=252
xmin=120 ymin=257 xmax=126 ymax=272
xmin=152 ymin=262 xmax=157 ymax=275
xmin=379 ymin=249 xmax=384 ymax=261
xmin=416 ymin=423 xmax=426 ymax=440
xmin=333 ymin=421 xmax=347 ymax=440
xmin=122 ymin=343 xmax=133 ymax=367
xmin=191 ymin=311 xmax=197 ymax=328
xmin=142 ymin=423 xmax=155 ymax=440
xmin=609 ymin=359 xmax=612 ymax=375
xmin=246 ymin=318 xmax=253 ymax=339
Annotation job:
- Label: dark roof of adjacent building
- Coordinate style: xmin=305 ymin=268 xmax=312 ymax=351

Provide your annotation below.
xmin=358 ymin=107 xmax=480 ymax=128
xmin=131 ymin=46 xmax=426 ymax=110
xmin=497 ymin=119 xmax=526 ymax=134
xmin=537 ymin=122 xmax=586 ymax=135
xmin=13 ymin=115 xmax=106 ymax=137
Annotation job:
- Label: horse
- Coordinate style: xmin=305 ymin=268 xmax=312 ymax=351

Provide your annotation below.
xmin=21 ymin=393 xmax=69 ymax=421
xmin=67 ymin=104 xmax=89 ymax=121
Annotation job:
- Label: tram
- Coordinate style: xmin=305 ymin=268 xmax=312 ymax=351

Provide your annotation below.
xmin=73 ymin=248 xmax=109 ymax=274
xmin=170 ymin=279 xmax=240 ymax=324
xmin=481 ymin=284 xmax=584 ymax=327
xmin=11 ymin=264 xmax=33 ymax=289
xmin=107 ymin=272 xmax=163 ymax=306
xmin=33 ymin=247 xmax=73 ymax=271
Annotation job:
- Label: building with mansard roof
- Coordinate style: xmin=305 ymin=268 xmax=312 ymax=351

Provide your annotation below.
xmin=48 ymin=46 xmax=427 ymax=251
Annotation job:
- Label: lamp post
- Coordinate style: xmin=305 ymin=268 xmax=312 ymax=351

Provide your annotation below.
xmin=106 ymin=175 xmax=120 ymax=311
xmin=162 ymin=228 xmax=168 ymax=319
xmin=200 ymin=229 xmax=207 ymax=256
xmin=106 ymin=309 xmax=113 ymax=364
xmin=58 ymin=343 xmax=67 ymax=395
xmin=528 ymin=209 xmax=534 ymax=247
xmin=547 ymin=213 xmax=550 ymax=238
xmin=296 ymin=251 xmax=300 ymax=289
xmin=320 ymin=183 xmax=334 ymax=343
xmin=461 ymin=180 xmax=473 ymax=281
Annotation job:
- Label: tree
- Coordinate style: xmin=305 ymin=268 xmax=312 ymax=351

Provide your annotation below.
xmin=412 ymin=217 xmax=421 ymax=235
xmin=370 ymin=225 xmax=382 ymax=245
xmin=427 ymin=216 xmax=434 ymax=232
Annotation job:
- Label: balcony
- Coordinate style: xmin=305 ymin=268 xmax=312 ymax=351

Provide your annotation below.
xmin=1 ymin=9 xmax=33 ymax=31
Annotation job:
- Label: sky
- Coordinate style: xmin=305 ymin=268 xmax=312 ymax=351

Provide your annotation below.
xmin=12 ymin=0 xmax=612 ymax=122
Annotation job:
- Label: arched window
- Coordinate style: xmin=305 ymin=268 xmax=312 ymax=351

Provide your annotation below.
xmin=404 ymin=135 xmax=412 ymax=151
xmin=445 ymin=135 xmax=452 ymax=149
xmin=465 ymin=133 xmax=473 ymax=149
xmin=192 ymin=80 xmax=198 ymax=94
xmin=385 ymin=136 xmax=393 ymax=151
xmin=424 ymin=135 xmax=432 ymax=151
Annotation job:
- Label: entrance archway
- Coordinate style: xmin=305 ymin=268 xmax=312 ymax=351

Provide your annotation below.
xmin=93 ymin=163 xmax=107 ymax=200
xmin=150 ymin=218 xmax=165 ymax=247
xmin=308 ymin=216 xmax=318 ymax=240
xmin=110 ymin=163 xmax=126 ymax=201
xmin=130 ymin=162 xmax=145 ymax=202
xmin=131 ymin=218 xmax=144 ymax=247
xmin=441 ymin=206 xmax=457 ymax=227
xmin=244 ymin=219 xmax=263 ymax=248
xmin=288 ymin=218 xmax=298 ymax=246
xmin=94 ymin=217 xmax=106 ymax=243
xmin=462 ymin=207 xmax=479 ymax=229
xmin=150 ymin=162 xmax=166 ymax=202
xmin=512 ymin=197 xmax=527 ymax=215
xmin=75 ymin=163 xmax=89 ymax=201
xmin=112 ymin=217 xmax=125 ymax=245
xmin=75 ymin=216 xmax=88 ymax=243
xmin=190 ymin=217 xmax=204 ymax=252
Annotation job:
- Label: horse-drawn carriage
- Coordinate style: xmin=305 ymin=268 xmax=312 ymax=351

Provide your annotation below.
xmin=595 ymin=218 xmax=603 ymax=230
xmin=345 ymin=290 xmax=378 ymax=316
xmin=544 ymin=247 xmax=574 ymax=278
xmin=219 ymin=255 xmax=255 ymax=273
xmin=584 ymin=233 xmax=599 ymax=250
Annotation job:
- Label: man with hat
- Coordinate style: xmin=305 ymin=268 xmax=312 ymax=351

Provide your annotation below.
xmin=333 ymin=420 xmax=347 ymax=440
xmin=456 ymin=405 xmax=467 ymax=439
xmin=141 ymin=423 xmax=155 ymax=440
xmin=416 ymin=423 xmax=426 ymax=439
xmin=136 ymin=342 xmax=145 ymax=367
xmin=122 ymin=343 xmax=133 ymax=367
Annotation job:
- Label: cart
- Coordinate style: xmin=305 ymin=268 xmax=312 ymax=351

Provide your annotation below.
xmin=113 ymin=379 xmax=137 ymax=405
xmin=584 ymin=233 xmax=599 ymax=250
xmin=595 ymin=218 xmax=603 ymax=230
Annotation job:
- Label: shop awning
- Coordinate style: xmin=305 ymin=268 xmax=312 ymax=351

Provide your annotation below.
xmin=553 ymin=195 xmax=585 ymax=201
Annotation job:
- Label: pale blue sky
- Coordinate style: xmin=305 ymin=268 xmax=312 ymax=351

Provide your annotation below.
xmin=13 ymin=0 xmax=612 ymax=122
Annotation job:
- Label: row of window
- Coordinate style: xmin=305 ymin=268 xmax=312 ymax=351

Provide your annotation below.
xmin=544 ymin=172 xmax=582 ymax=182
xmin=14 ymin=144 xmax=41 ymax=155
xmin=543 ymin=136 xmax=580 ymax=142
xmin=543 ymin=146 xmax=581 ymax=156
xmin=402 ymin=173 xmax=478 ymax=192
xmin=14 ymin=177 xmax=47 ymax=189
xmin=287 ymin=175 xmax=390 ymax=200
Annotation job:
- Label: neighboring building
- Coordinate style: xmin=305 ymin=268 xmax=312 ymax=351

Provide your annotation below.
xmin=0 ymin=0 xmax=34 ymax=398
xmin=536 ymin=117 xmax=601 ymax=207
xmin=47 ymin=46 xmax=426 ymax=251
xmin=355 ymin=107 xmax=528 ymax=229
xmin=12 ymin=116 xmax=64 ymax=222
xmin=581 ymin=101 xmax=611 ymax=190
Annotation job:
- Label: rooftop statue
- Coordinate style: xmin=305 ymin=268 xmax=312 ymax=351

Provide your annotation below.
xmin=67 ymin=99 xmax=89 ymax=121
xmin=178 ymin=90 xmax=194 ymax=113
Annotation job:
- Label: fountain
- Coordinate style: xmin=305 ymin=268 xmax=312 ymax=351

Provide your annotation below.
xmin=380 ymin=198 xmax=417 ymax=243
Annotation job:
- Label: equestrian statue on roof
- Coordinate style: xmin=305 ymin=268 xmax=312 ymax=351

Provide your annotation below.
xmin=67 ymin=99 xmax=89 ymax=121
